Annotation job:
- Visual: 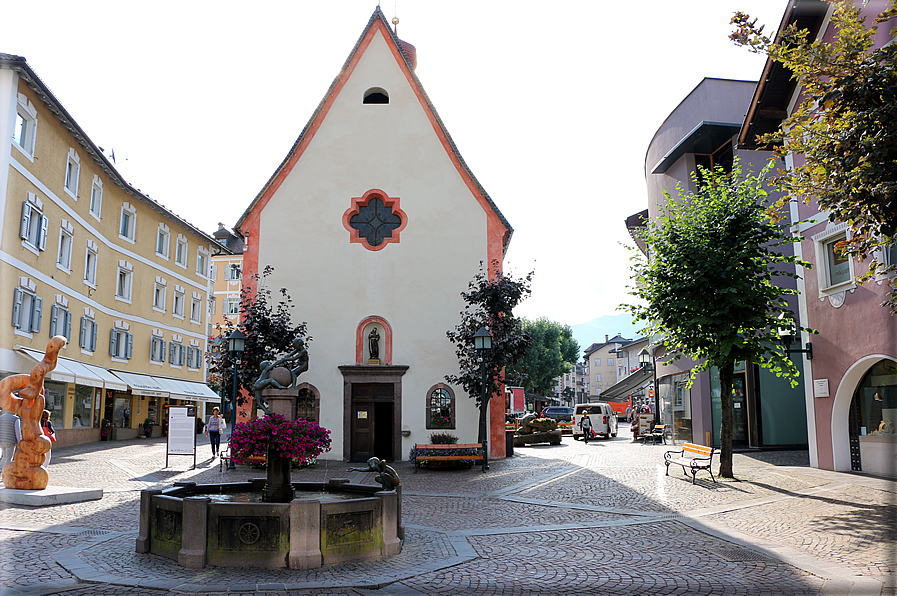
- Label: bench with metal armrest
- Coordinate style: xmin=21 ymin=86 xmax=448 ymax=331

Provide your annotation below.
xmin=663 ymin=442 xmax=717 ymax=484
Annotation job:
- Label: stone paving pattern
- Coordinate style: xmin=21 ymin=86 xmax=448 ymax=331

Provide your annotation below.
xmin=0 ymin=428 xmax=894 ymax=595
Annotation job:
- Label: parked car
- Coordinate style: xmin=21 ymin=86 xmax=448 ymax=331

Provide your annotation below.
xmin=541 ymin=406 xmax=574 ymax=422
xmin=572 ymin=403 xmax=618 ymax=440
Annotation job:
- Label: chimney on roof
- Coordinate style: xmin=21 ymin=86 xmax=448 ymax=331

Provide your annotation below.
xmin=605 ymin=335 xmax=609 ymax=342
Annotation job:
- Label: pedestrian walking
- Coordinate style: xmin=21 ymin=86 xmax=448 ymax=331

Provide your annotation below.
xmin=0 ymin=410 xmax=22 ymax=470
xmin=580 ymin=411 xmax=592 ymax=444
xmin=204 ymin=407 xmax=226 ymax=457
xmin=41 ymin=410 xmax=56 ymax=466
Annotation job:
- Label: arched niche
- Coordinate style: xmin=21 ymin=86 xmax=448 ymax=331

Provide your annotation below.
xmin=356 ymin=316 xmax=392 ymax=365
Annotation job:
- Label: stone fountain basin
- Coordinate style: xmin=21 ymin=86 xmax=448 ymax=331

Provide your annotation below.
xmin=136 ymin=477 xmax=401 ymax=569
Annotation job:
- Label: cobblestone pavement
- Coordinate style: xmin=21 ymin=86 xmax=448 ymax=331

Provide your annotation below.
xmin=0 ymin=428 xmax=894 ymax=595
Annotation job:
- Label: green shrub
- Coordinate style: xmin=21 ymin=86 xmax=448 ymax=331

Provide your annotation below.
xmin=428 ymin=432 xmax=458 ymax=444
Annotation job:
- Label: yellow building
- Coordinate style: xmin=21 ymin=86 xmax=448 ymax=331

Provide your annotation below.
xmin=209 ymin=223 xmax=243 ymax=333
xmin=0 ymin=53 xmax=219 ymax=447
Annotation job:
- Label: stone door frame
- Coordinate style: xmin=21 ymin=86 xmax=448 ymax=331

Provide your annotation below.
xmin=338 ymin=365 xmax=408 ymax=462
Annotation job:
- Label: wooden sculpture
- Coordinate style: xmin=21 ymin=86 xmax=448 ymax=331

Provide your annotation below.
xmin=0 ymin=336 xmax=65 ymax=489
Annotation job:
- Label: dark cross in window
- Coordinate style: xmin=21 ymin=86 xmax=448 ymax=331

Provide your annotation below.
xmin=349 ymin=197 xmax=402 ymax=247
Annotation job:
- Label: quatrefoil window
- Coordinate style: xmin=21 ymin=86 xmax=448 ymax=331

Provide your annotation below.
xmin=342 ymin=190 xmax=407 ymax=251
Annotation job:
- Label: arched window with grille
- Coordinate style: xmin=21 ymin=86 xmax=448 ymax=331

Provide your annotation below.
xmin=426 ymin=384 xmax=455 ymax=430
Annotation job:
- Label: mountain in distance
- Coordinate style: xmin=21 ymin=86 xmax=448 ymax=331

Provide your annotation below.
xmin=570 ymin=313 xmax=644 ymax=355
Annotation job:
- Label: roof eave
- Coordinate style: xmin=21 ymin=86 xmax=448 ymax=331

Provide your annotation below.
xmin=1 ymin=55 xmax=219 ymax=246
xmin=234 ymin=7 xmax=513 ymax=252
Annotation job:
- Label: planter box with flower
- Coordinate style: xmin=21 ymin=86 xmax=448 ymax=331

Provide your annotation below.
xmin=429 ymin=414 xmax=453 ymax=429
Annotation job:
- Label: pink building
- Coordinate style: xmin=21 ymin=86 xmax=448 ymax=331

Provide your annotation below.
xmin=741 ymin=0 xmax=897 ymax=475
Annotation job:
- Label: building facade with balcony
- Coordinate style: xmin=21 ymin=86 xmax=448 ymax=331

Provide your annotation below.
xmin=583 ymin=334 xmax=633 ymax=399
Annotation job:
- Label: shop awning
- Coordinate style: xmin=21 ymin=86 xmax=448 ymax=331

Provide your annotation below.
xmin=16 ymin=347 xmax=90 ymax=386
xmin=600 ymin=367 xmax=653 ymax=401
xmin=109 ymin=371 xmax=169 ymax=397
xmin=16 ymin=346 xmax=129 ymax=391
xmin=80 ymin=362 xmax=128 ymax=391
xmin=151 ymin=376 xmax=221 ymax=404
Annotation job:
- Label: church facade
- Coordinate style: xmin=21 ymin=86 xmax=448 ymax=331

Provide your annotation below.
xmin=235 ymin=9 xmax=513 ymax=462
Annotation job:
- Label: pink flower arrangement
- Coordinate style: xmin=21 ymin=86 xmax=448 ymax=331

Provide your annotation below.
xmin=229 ymin=414 xmax=331 ymax=466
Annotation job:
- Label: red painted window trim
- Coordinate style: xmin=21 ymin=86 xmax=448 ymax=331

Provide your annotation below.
xmin=342 ymin=189 xmax=407 ymax=251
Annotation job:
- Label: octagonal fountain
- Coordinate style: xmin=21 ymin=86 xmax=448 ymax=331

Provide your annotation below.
xmin=136 ymin=350 xmax=402 ymax=570
xmin=136 ymin=476 xmax=401 ymax=569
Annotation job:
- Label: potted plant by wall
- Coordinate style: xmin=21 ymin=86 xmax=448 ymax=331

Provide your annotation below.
xmin=100 ymin=418 xmax=112 ymax=441
xmin=142 ymin=418 xmax=154 ymax=438
xmin=430 ymin=414 xmax=452 ymax=428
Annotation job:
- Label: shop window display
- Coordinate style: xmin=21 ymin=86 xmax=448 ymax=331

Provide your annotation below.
xmin=72 ymin=385 xmax=93 ymax=428
xmin=44 ymin=381 xmax=66 ymax=425
xmin=852 ymin=359 xmax=897 ymax=436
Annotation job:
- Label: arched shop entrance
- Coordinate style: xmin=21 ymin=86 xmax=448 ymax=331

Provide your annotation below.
xmin=846 ymin=358 xmax=897 ymax=475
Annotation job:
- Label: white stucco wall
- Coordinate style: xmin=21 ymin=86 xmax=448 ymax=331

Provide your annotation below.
xmin=255 ymin=31 xmax=495 ymax=460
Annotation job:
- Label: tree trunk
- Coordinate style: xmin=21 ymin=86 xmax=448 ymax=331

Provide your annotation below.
xmin=718 ymin=363 xmax=735 ymax=478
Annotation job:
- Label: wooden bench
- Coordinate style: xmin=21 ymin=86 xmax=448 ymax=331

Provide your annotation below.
xmin=643 ymin=424 xmax=668 ymax=445
xmin=664 ymin=442 xmax=717 ymax=484
xmin=413 ymin=443 xmax=485 ymax=473
xmin=219 ymin=448 xmax=266 ymax=472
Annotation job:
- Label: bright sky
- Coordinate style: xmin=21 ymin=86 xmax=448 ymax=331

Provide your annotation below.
xmin=5 ymin=0 xmax=787 ymax=326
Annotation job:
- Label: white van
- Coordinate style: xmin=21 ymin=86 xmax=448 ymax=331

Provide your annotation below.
xmin=573 ymin=402 xmax=619 ymax=440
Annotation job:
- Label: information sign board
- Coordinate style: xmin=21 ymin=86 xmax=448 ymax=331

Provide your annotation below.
xmin=166 ymin=406 xmax=196 ymax=468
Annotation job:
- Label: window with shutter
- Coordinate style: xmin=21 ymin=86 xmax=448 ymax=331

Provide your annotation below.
xmin=20 ymin=200 xmax=48 ymax=251
xmin=12 ymin=287 xmax=41 ymax=334
xmin=12 ymin=288 xmax=23 ymax=329
xmin=110 ymin=328 xmax=132 ymax=359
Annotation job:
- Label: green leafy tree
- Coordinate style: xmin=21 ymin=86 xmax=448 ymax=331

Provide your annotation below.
xmin=625 ymin=161 xmax=811 ymax=478
xmin=207 ymin=266 xmax=309 ymax=418
xmin=445 ymin=261 xmax=534 ymax=444
xmin=731 ymin=0 xmax=897 ymax=311
xmin=508 ymin=318 xmax=580 ymax=397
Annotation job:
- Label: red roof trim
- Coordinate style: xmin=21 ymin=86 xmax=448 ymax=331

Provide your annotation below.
xmin=235 ymin=8 xmax=512 ymax=261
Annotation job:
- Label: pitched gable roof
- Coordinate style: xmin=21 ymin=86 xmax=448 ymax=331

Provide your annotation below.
xmin=0 ymin=53 xmax=219 ymax=246
xmin=234 ymin=7 xmax=513 ymax=251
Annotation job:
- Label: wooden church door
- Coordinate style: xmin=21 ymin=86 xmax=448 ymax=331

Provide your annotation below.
xmin=351 ymin=383 xmax=394 ymax=462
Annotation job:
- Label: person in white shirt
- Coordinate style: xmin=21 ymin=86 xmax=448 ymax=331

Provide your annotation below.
xmin=580 ymin=412 xmax=592 ymax=444
xmin=204 ymin=407 xmax=226 ymax=457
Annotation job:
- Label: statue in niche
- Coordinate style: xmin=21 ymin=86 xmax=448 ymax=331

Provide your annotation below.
xmin=251 ymin=337 xmax=309 ymax=413
xmin=0 ymin=336 xmax=65 ymax=489
xmin=368 ymin=327 xmax=380 ymax=361
xmin=350 ymin=456 xmax=400 ymax=490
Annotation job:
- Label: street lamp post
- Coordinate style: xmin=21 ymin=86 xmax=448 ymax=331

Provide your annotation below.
xmin=638 ymin=348 xmax=659 ymax=425
xmin=227 ymin=329 xmax=246 ymax=469
xmin=473 ymin=326 xmax=493 ymax=472
xmin=777 ymin=313 xmax=813 ymax=361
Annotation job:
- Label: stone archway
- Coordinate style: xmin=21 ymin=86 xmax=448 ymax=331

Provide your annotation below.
xmin=831 ymin=355 xmax=893 ymax=471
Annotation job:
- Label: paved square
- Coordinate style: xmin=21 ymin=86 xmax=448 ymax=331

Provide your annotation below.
xmin=0 ymin=427 xmax=893 ymax=595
